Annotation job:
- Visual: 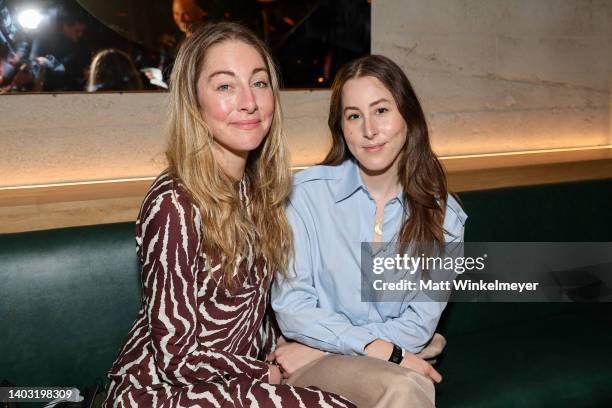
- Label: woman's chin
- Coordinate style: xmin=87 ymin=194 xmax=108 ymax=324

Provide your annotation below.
xmin=356 ymin=159 xmax=396 ymax=176
xmin=223 ymin=133 xmax=268 ymax=154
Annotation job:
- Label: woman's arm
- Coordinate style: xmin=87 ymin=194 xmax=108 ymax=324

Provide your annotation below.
xmin=363 ymin=338 xmax=442 ymax=383
xmin=271 ymin=198 xmax=377 ymax=356
xmin=139 ymin=190 xmax=271 ymax=386
xmin=273 ymin=332 xmax=442 ymax=383
xmin=257 ymin=303 xmax=280 ymax=360
xmin=360 ymin=197 xmax=467 ymax=353
xmin=361 ymin=302 xmax=446 ymax=353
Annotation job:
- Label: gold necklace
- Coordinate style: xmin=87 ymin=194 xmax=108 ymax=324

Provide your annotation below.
xmin=374 ymin=221 xmax=383 ymax=236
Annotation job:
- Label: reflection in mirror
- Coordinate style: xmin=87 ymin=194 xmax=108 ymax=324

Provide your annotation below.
xmin=0 ymin=0 xmax=370 ymax=94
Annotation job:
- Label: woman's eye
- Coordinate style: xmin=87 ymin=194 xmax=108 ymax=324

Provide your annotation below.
xmin=253 ymin=80 xmax=269 ymax=88
xmin=217 ymin=84 xmax=230 ymax=91
xmin=375 ymin=107 xmax=388 ymax=114
xmin=347 ymin=113 xmax=360 ymax=120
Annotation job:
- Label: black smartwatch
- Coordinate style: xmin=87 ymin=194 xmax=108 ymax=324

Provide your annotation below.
xmin=388 ymin=343 xmax=403 ymax=364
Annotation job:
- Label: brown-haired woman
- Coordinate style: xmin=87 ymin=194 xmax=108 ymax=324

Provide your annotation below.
xmin=103 ymin=22 xmax=354 ymax=407
xmin=272 ymin=54 xmax=467 ymax=407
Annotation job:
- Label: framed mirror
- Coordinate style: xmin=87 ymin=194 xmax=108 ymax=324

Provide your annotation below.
xmin=0 ymin=0 xmax=371 ymax=93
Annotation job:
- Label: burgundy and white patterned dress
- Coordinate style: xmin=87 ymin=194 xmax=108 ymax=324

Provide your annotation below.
xmin=104 ymin=172 xmax=354 ymax=408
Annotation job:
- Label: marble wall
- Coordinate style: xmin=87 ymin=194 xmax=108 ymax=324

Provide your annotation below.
xmin=372 ymin=0 xmax=612 ymax=156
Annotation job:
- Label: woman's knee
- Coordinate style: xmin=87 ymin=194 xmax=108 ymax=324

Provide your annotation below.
xmin=384 ymin=369 xmax=435 ymax=407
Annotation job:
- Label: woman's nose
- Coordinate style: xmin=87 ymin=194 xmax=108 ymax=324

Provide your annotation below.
xmin=363 ymin=117 xmax=377 ymax=139
xmin=238 ymin=87 xmax=257 ymax=113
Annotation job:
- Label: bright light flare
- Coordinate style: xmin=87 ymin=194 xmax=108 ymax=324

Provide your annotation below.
xmin=18 ymin=9 xmax=44 ymax=30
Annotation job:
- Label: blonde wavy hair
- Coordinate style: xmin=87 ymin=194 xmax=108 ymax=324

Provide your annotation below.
xmin=165 ymin=22 xmax=292 ymax=285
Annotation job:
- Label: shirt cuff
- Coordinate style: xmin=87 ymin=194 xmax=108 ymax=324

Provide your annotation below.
xmin=339 ymin=326 xmax=377 ymax=355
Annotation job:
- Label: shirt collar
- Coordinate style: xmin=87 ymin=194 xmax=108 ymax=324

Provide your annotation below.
xmin=332 ymin=159 xmax=406 ymax=207
xmin=332 ymin=159 xmax=364 ymax=203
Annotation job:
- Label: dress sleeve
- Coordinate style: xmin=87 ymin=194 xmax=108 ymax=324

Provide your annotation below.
xmin=258 ymin=303 xmax=280 ymax=359
xmin=137 ymin=190 xmax=269 ymax=386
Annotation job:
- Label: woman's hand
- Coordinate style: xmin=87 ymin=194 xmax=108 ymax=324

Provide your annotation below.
xmin=364 ymin=339 xmax=394 ymax=360
xmin=400 ymin=352 xmax=442 ymax=383
xmin=365 ymin=339 xmax=442 ymax=383
xmin=274 ymin=341 xmax=326 ymax=378
xmin=268 ymin=364 xmax=282 ymax=384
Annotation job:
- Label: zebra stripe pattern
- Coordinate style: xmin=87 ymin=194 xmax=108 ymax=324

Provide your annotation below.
xmin=103 ymin=172 xmax=355 ymax=407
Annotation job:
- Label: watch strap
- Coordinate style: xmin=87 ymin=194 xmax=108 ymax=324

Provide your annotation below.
xmin=388 ymin=343 xmax=403 ymax=364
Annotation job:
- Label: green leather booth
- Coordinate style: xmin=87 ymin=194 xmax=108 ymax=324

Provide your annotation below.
xmin=2 ymin=178 xmax=612 ymax=407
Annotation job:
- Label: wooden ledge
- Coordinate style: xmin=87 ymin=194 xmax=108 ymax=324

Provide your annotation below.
xmin=443 ymin=146 xmax=612 ymax=192
xmin=1 ymin=146 xmax=611 ymax=233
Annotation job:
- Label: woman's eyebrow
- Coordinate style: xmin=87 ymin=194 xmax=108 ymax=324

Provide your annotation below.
xmin=369 ymin=98 xmax=390 ymax=107
xmin=208 ymin=68 xmax=268 ymax=80
xmin=344 ymin=98 xmax=391 ymax=113
xmin=208 ymin=70 xmax=235 ymax=80
xmin=252 ymin=67 xmax=269 ymax=76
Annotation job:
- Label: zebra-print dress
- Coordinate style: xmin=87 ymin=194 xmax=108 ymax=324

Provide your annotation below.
xmin=104 ymin=172 xmax=354 ymax=408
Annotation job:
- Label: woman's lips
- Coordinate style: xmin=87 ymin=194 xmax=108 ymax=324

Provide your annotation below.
xmin=231 ymin=119 xmax=261 ymax=130
xmin=363 ymin=142 xmax=386 ymax=153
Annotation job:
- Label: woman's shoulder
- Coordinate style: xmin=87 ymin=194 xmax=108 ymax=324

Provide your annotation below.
xmin=138 ymin=170 xmax=195 ymax=223
xmin=445 ymin=194 xmax=467 ymax=221
xmin=135 ymin=171 xmax=200 ymax=259
xmin=289 ymin=163 xmax=340 ymax=208
xmin=443 ymin=193 xmax=468 ymax=242
xmin=293 ymin=163 xmax=347 ymax=185
xmin=291 ymin=160 xmax=353 ymax=197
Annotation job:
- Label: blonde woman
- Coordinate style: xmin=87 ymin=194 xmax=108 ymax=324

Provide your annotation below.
xmin=103 ymin=22 xmax=354 ymax=407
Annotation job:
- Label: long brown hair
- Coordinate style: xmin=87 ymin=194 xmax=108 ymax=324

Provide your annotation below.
xmin=165 ymin=22 xmax=292 ymax=285
xmin=323 ymin=54 xmax=447 ymax=252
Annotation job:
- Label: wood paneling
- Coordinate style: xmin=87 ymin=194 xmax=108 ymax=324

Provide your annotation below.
xmin=1 ymin=147 xmax=611 ymax=233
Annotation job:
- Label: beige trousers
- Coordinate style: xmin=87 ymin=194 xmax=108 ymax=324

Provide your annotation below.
xmin=285 ymin=334 xmax=446 ymax=408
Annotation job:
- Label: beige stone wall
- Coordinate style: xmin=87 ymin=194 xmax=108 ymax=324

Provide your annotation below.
xmin=0 ymin=91 xmax=330 ymax=187
xmin=372 ymin=0 xmax=612 ymax=155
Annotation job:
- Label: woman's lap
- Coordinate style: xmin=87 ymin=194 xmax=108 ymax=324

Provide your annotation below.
xmin=285 ymin=354 xmax=435 ymax=408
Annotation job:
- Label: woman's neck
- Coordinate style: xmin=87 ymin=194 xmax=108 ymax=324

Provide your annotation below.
xmin=358 ymin=161 xmax=402 ymax=204
xmin=213 ymin=143 xmax=248 ymax=181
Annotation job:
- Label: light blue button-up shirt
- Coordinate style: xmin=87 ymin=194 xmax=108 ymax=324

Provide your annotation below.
xmin=271 ymin=159 xmax=468 ymax=355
